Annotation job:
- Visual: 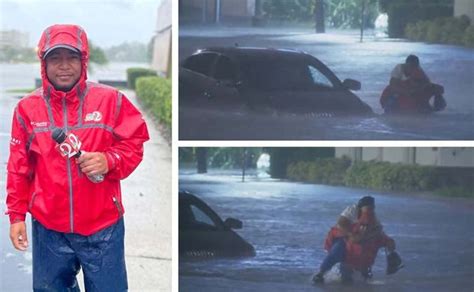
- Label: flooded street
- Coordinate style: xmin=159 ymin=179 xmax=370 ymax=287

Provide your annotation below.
xmin=179 ymin=170 xmax=474 ymax=292
xmin=179 ymin=27 xmax=474 ymax=140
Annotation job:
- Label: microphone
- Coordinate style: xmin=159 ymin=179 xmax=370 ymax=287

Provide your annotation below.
xmin=52 ymin=128 xmax=104 ymax=183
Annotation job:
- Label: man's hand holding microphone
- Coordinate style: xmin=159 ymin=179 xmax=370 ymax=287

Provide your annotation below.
xmin=77 ymin=152 xmax=108 ymax=178
xmin=52 ymin=128 xmax=107 ymax=183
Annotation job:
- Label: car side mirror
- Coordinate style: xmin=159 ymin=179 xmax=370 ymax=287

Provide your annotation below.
xmin=342 ymin=78 xmax=361 ymax=91
xmin=234 ymin=80 xmax=243 ymax=88
xmin=224 ymin=218 xmax=243 ymax=229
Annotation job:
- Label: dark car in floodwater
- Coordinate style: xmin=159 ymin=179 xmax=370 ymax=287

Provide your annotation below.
xmin=179 ymin=191 xmax=256 ymax=259
xmin=179 ymin=47 xmax=373 ymax=114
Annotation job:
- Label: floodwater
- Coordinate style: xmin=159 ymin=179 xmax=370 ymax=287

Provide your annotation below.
xmin=179 ymin=169 xmax=474 ymax=292
xmin=179 ymin=27 xmax=474 ymax=140
xmin=0 ymin=61 xmax=149 ymax=291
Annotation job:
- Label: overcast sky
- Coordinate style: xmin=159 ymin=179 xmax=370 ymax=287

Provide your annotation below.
xmin=0 ymin=0 xmax=163 ymax=48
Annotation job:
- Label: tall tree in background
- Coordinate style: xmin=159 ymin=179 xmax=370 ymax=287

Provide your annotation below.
xmin=196 ymin=148 xmax=208 ymax=174
xmin=268 ymin=148 xmax=335 ymax=179
xmin=89 ymin=41 xmax=108 ymax=65
xmin=262 ymin=0 xmax=379 ymax=30
xmin=179 ymin=148 xmax=264 ymax=171
xmin=315 ymin=0 xmax=325 ymax=33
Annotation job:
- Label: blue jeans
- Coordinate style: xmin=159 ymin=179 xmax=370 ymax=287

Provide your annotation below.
xmin=32 ymin=218 xmax=128 ymax=292
xmin=384 ymin=94 xmax=399 ymax=113
xmin=320 ymin=237 xmax=346 ymax=274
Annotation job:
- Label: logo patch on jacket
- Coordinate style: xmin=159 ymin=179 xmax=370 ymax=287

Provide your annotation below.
xmin=85 ymin=111 xmax=102 ymax=122
xmin=30 ymin=121 xmax=49 ymax=128
xmin=10 ymin=137 xmax=21 ymax=146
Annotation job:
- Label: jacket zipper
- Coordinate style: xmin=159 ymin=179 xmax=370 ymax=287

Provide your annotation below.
xmin=28 ymin=192 xmax=37 ymax=210
xmin=63 ymin=96 xmax=74 ymax=233
xmin=112 ymin=196 xmax=123 ymax=217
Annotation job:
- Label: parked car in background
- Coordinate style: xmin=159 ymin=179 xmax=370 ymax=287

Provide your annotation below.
xmin=179 ymin=47 xmax=373 ymax=115
xmin=179 ymin=191 xmax=256 ymax=259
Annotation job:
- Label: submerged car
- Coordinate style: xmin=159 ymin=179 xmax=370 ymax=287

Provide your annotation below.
xmin=180 ymin=47 xmax=373 ymax=114
xmin=179 ymin=191 xmax=256 ymax=259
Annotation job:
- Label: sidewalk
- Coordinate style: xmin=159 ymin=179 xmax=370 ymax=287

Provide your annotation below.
xmin=121 ymin=90 xmax=171 ymax=291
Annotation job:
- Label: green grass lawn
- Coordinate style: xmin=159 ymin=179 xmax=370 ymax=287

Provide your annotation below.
xmin=6 ymin=88 xmax=35 ymax=93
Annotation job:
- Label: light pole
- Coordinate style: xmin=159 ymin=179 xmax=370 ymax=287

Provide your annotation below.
xmin=215 ymin=0 xmax=221 ymax=23
xmin=360 ymin=0 xmax=366 ymax=42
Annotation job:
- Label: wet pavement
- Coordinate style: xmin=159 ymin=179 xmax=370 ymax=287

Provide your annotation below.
xmin=179 ymin=169 xmax=474 ymax=292
xmin=0 ymin=63 xmax=171 ymax=291
xmin=0 ymin=75 xmax=29 ymax=290
xmin=179 ymin=26 xmax=474 ymax=140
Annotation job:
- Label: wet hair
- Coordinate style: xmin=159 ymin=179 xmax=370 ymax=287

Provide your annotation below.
xmin=357 ymin=196 xmax=375 ymax=209
xmin=405 ymin=55 xmax=420 ymax=67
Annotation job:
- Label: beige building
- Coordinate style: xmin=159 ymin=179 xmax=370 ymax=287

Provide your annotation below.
xmin=152 ymin=0 xmax=172 ymax=77
xmin=0 ymin=30 xmax=29 ymax=49
xmin=180 ymin=0 xmax=256 ymax=24
xmin=454 ymin=0 xmax=474 ymax=20
xmin=335 ymin=147 xmax=474 ymax=168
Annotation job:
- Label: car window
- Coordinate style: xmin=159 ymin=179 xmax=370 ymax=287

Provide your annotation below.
xmin=240 ymin=58 xmax=315 ymax=91
xmin=179 ymin=203 xmax=194 ymax=229
xmin=308 ymin=65 xmax=333 ymax=88
xmin=213 ymin=56 xmax=237 ymax=81
xmin=182 ymin=53 xmax=217 ymax=76
xmin=191 ymin=204 xmax=217 ymax=228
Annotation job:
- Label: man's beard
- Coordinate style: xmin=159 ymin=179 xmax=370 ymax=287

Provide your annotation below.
xmin=48 ymin=78 xmax=79 ymax=92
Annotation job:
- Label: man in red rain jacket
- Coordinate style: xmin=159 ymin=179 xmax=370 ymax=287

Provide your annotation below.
xmin=380 ymin=55 xmax=446 ymax=113
xmin=6 ymin=24 xmax=149 ymax=291
xmin=313 ymin=196 xmax=402 ymax=284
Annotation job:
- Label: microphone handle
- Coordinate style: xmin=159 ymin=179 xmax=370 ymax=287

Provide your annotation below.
xmin=73 ymin=150 xmax=82 ymax=159
xmin=75 ymin=150 xmax=104 ymax=183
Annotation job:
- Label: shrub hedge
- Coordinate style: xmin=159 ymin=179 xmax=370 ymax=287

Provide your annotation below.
xmin=126 ymin=67 xmax=157 ymax=89
xmin=286 ymin=159 xmax=473 ymax=197
xmin=405 ymin=15 xmax=473 ymax=47
xmin=287 ymin=158 xmax=351 ymax=185
xmin=135 ymin=76 xmax=171 ymax=129
xmin=344 ymin=161 xmax=437 ymax=191
xmin=463 ymin=25 xmax=474 ymax=47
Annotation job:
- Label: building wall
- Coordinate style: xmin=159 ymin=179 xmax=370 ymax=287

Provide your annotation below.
xmin=152 ymin=0 xmax=172 ymax=76
xmin=415 ymin=148 xmax=440 ymax=166
xmin=180 ymin=0 xmax=255 ymax=23
xmin=0 ymin=30 xmax=29 ymax=49
xmin=221 ymin=0 xmax=255 ymax=17
xmin=335 ymin=147 xmax=359 ymax=160
xmin=335 ymin=147 xmax=474 ymax=168
xmin=454 ymin=0 xmax=474 ymax=20
xmin=439 ymin=148 xmax=474 ymax=167
xmin=361 ymin=148 xmax=381 ymax=161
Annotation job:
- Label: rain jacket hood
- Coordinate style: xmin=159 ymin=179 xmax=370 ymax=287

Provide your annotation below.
xmin=37 ymin=24 xmax=89 ymax=99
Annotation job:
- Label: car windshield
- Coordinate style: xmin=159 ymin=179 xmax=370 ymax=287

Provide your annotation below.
xmin=239 ymin=58 xmax=335 ymax=91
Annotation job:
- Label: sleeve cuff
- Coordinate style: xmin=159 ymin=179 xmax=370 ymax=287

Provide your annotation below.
xmin=105 ymin=151 xmax=117 ymax=172
xmin=8 ymin=213 xmax=26 ymax=224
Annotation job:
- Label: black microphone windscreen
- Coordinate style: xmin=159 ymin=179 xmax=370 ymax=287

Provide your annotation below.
xmin=51 ymin=128 xmax=66 ymax=144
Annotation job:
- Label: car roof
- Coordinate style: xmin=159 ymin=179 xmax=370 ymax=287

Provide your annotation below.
xmin=196 ymin=47 xmax=313 ymax=61
xmin=179 ymin=190 xmax=199 ymax=202
xmin=179 ymin=190 xmax=226 ymax=226
xmin=179 ymin=190 xmax=215 ymax=208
